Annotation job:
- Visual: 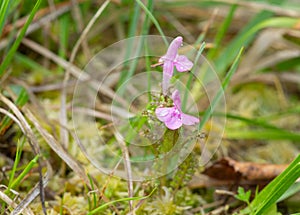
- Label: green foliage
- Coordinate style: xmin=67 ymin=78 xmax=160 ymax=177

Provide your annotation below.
xmin=199 ymin=47 xmax=243 ymax=130
xmin=0 ymin=0 xmax=12 ymax=36
xmin=240 ymin=154 xmax=300 ymax=215
xmin=1 ymin=0 xmax=300 ymax=214
xmin=235 ymin=187 xmax=251 ymax=206
xmin=0 ymin=0 xmax=42 ymax=77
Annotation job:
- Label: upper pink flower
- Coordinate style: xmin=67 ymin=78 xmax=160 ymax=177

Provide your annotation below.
xmin=155 ymin=90 xmax=199 ymax=130
xmin=159 ymin=36 xmax=194 ymax=94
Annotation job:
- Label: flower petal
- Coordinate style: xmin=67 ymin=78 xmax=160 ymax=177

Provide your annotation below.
xmin=155 ymin=107 xmax=174 ymax=122
xmin=162 ymin=61 xmax=174 ymax=94
xmin=181 ymin=113 xmax=199 ymax=125
xmin=174 ymin=55 xmax=193 ymax=72
xmin=164 ymin=36 xmax=183 ymax=61
xmin=171 ymin=90 xmax=182 ymax=110
xmin=165 ymin=114 xmax=182 ymax=130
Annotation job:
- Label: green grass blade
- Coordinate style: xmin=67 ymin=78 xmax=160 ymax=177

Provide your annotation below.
xmin=117 ymin=2 xmax=143 ymax=88
xmin=277 ymin=182 xmax=300 ymax=203
xmin=0 ymin=0 xmax=12 ymax=37
xmin=14 ymin=52 xmax=52 ymax=75
xmin=207 ymin=4 xmax=237 ymax=59
xmin=87 ymin=173 xmax=97 ymax=210
xmin=7 ymin=137 xmax=25 ymax=191
xmin=87 ymin=187 xmax=157 ymax=215
xmin=118 ymin=0 xmax=154 ymax=92
xmin=58 ymin=13 xmax=70 ymax=61
xmin=9 ymin=155 xmax=39 ymax=190
xmin=214 ymin=10 xmax=273 ymax=74
xmin=198 ymin=47 xmax=244 ymax=130
xmin=0 ymin=0 xmax=42 ymax=77
xmin=215 ymin=16 xmax=298 ymax=76
xmin=245 ymin=154 xmax=300 ymax=215
xmin=135 ymin=0 xmax=168 ymax=46
xmin=225 ymin=113 xmax=284 ymax=130
xmin=225 ymin=129 xmax=300 ymax=141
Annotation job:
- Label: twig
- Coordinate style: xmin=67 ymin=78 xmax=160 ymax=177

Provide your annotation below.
xmin=21 ymin=38 xmax=128 ymax=108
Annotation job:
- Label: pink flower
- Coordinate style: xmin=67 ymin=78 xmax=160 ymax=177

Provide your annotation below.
xmin=155 ymin=90 xmax=199 ymax=130
xmin=159 ymin=36 xmax=193 ymax=94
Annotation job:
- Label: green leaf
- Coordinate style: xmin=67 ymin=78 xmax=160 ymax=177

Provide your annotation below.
xmin=235 ymin=187 xmax=251 ymax=203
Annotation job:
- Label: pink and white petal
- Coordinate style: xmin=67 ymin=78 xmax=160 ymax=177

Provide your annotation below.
xmin=162 ymin=61 xmax=174 ymax=94
xmin=155 ymin=107 xmax=174 ymax=122
xmin=163 ymin=60 xmax=174 ymax=77
xmin=165 ymin=36 xmax=183 ymax=60
xmin=159 ymin=55 xmax=166 ymax=63
xmin=181 ymin=113 xmax=199 ymax=125
xmin=174 ymin=55 xmax=194 ymax=72
xmin=165 ymin=114 xmax=183 ymax=130
xmin=171 ymin=90 xmax=182 ymax=110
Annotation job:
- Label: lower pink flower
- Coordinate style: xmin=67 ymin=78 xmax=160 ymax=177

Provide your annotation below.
xmin=155 ymin=90 xmax=199 ymax=130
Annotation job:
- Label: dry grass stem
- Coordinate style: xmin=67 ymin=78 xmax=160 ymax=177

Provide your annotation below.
xmin=0 ymin=190 xmax=34 ymax=215
xmin=21 ymin=38 xmax=128 ymax=107
xmin=213 ymin=0 xmax=300 ymax=17
xmin=24 ymin=108 xmax=93 ymax=189
xmin=114 ymin=131 xmax=134 ymax=213
xmin=60 ymin=0 xmax=110 ymax=148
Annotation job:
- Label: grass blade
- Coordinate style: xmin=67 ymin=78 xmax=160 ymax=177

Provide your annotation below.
xmin=244 ymin=154 xmax=300 ymax=214
xmin=87 ymin=187 xmax=157 ymax=215
xmin=0 ymin=0 xmax=42 ymax=77
xmin=0 ymin=0 xmax=12 ymax=37
xmin=135 ymin=0 xmax=168 ymax=46
xmin=9 ymin=155 xmax=39 ymax=190
xmin=198 ymin=47 xmax=244 ymax=130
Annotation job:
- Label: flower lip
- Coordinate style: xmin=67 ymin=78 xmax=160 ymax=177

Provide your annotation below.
xmin=155 ymin=90 xmax=199 ymax=130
